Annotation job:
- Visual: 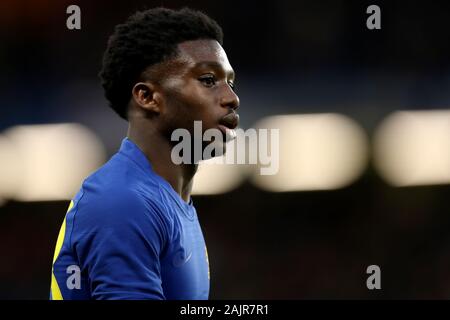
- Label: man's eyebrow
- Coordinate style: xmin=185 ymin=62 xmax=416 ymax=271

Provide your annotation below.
xmin=193 ymin=61 xmax=235 ymax=77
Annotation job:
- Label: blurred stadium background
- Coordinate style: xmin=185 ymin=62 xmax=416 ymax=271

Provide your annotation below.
xmin=1 ymin=0 xmax=450 ymax=299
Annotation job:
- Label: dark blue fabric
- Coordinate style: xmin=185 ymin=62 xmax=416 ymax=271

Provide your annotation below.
xmin=51 ymin=138 xmax=210 ymax=300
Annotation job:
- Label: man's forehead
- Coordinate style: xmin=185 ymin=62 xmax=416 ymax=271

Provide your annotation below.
xmin=175 ymin=39 xmax=232 ymax=71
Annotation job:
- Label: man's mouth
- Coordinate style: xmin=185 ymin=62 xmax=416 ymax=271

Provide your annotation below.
xmin=219 ymin=112 xmax=239 ymax=141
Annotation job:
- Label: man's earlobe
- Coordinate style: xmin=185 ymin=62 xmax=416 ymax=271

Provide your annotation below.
xmin=132 ymin=82 xmax=161 ymax=113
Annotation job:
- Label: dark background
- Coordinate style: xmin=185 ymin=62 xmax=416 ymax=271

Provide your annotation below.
xmin=1 ymin=0 xmax=450 ymax=299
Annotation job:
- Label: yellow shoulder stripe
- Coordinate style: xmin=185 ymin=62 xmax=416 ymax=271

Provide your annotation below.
xmin=51 ymin=200 xmax=74 ymax=300
xmin=51 ymin=272 xmax=63 ymax=300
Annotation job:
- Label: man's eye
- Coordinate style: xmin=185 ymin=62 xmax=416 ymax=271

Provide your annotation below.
xmin=199 ymin=76 xmax=216 ymax=87
xmin=228 ymin=81 xmax=235 ymax=90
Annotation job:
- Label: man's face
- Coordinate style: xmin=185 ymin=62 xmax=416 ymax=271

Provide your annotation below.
xmin=156 ymin=39 xmax=240 ymax=159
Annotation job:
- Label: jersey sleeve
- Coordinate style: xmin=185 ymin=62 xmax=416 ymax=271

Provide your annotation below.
xmin=71 ymin=189 xmax=169 ymax=300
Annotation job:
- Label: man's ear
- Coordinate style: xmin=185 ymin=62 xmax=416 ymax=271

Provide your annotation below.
xmin=131 ymin=82 xmax=163 ymax=114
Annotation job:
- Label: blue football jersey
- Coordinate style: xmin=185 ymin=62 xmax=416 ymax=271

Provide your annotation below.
xmin=50 ymin=138 xmax=210 ymax=300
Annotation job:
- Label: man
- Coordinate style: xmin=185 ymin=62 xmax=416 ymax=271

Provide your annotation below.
xmin=50 ymin=7 xmax=239 ymax=300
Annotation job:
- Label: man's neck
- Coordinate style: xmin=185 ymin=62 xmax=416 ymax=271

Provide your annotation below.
xmin=127 ymin=125 xmax=197 ymax=203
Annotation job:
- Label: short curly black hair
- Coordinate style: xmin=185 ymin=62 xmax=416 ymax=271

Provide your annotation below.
xmin=99 ymin=7 xmax=224 ymax=120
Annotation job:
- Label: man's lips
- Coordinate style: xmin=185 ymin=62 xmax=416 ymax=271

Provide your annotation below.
xmin=218 ymin=112 xmax=239 ymax=142
xmin=220 ymin=112 xmax=239 ymax=130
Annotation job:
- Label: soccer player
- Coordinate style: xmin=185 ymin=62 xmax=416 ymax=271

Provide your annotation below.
xmin=50 ymin=7 xmax=239 ymax=300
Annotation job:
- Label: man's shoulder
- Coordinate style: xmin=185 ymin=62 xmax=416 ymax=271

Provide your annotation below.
xmin=69 ymin=184 xmax=171 ymax=239
xmin=72 ymin=155 xmax=169 ymax=222
xmin=82 ymin=150 xmax=161 ymax=196
xmin=83 ymin=151 xmax=143 ymax=185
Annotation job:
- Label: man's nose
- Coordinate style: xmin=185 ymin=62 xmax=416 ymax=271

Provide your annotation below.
xmin=220 ymin=86 xmax=239 ymax=110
